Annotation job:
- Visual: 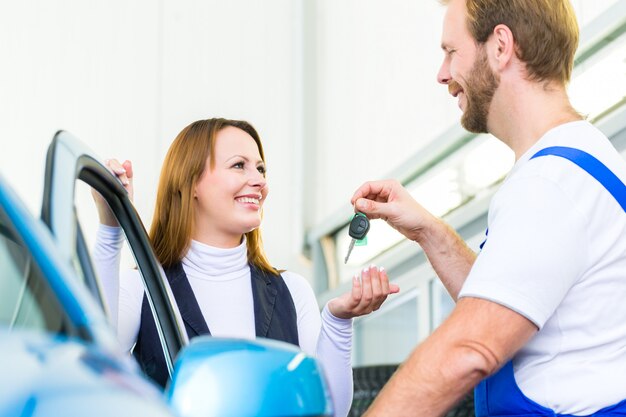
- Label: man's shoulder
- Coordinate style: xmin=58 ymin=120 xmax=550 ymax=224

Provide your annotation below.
xmin=512 ymin=121 xmax=621 ymax=184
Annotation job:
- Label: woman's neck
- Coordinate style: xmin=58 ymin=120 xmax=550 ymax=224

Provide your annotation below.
xmin=192 ymin=231 xmax=244 ymax=249
xmin=183 ymin=237 xmax=249 ymax=277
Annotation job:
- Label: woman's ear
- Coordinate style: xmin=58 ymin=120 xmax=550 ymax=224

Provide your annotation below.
xmin=491 ymin=23 xmax=515 ymax=71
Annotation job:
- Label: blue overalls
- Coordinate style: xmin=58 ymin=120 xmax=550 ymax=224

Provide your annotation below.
xmin=474 ymin=146 xmax=626 ymax=416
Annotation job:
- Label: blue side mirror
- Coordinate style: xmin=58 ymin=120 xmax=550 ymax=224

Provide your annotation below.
xmin=166 ymin=337 xmax=333 ymax=417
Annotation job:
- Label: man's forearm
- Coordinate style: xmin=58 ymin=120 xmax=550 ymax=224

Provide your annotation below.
xmin=415 ymin=217 xmax=476 ymax=300
xmin=363 ymin=329 xmax=488 ymax=416
xmin=363 ymin=298 xmax=538 ymax=416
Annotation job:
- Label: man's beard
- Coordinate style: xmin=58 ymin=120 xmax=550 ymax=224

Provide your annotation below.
xmin=458 ymin=49 xmax=500 ymax=134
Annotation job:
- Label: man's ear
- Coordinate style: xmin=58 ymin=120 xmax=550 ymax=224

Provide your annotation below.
xmin=491 ymin=24 xmax=515 ymax=71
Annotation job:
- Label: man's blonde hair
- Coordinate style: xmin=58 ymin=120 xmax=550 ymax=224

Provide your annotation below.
xmin=444 ymin=0 xmax=579 ymax=84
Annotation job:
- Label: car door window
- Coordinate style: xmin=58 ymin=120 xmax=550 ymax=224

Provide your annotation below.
xmin=75 ymin=175 xmax=185 ymax=379
xmin=0 ymin=209 xmax=67 ymax=334
xmin=42 ymin=131 xmax=186 ymax=381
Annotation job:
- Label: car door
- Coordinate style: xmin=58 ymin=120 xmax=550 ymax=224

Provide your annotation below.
xmin=40 ymin=130 xmax=187 ymax=379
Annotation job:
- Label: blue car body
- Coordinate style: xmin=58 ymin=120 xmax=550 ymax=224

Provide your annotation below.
xmin=0 ymin=173 xmax=173 ymax=417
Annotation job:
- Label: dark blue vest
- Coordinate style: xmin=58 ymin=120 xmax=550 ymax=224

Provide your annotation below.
xmin=133 ymin=262 xmax=300 ymax=387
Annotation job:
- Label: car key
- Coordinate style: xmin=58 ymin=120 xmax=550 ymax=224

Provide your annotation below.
xmin=344 ymin=212 xmax=370 ymax=264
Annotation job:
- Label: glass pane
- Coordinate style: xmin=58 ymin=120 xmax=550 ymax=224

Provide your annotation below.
xmin=0 ymin=209 xmax=68 ymax=334
xmin=430 ymin=278 xmax=455 ymax=331
xmin=75 ymin=180 xmax=137 ymax=319
xmin=75 ymin=176 xmax=178 ymax=370
xmin=76 ymin=180 xmax=137 ymax=270
xmin=353 ymin=292 xmax=418 ymax=366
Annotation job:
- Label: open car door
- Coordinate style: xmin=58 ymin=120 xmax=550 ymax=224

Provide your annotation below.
xmin=40 ymin=130 xmax=186 ymax=377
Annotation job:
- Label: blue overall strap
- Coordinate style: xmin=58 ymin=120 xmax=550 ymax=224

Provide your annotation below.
xmin=530 ymin=146 xmax=626 ymax=212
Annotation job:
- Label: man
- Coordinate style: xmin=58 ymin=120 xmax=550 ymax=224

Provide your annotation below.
xmin=352 ymin=0 xmax=626 ymax=415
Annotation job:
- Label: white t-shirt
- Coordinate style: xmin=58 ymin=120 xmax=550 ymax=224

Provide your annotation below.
xmin=93 ymin=227 xmax=354 ymax=417
xmin=459 ymin=121 xmax=626 ymax=415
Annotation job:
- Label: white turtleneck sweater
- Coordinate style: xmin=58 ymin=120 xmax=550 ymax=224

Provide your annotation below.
xmin=93 ymin=224 xmax=353 ymax=417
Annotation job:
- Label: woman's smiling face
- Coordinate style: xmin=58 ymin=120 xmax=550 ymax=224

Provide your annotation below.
xmin=193 ymin=125 xmax=268 ymax=247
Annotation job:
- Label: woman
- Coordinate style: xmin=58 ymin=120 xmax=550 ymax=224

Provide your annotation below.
xmin=93 ymin=118 xmax=398 ymax=417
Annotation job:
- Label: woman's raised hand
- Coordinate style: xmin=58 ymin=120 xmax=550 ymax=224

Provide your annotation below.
xmin=91 ymin=159 xmax=134 ymax=226
xmin=328 ymin=265 xmax=400 ymax=319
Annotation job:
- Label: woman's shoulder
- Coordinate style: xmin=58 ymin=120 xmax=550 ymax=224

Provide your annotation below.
xmin=278 ymin=270 xmax=321 ymax=314
xmin=279 ymin=269 xmax=309 ymax=284
xmin=278 ymin=270 xmax=315 ymax=296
